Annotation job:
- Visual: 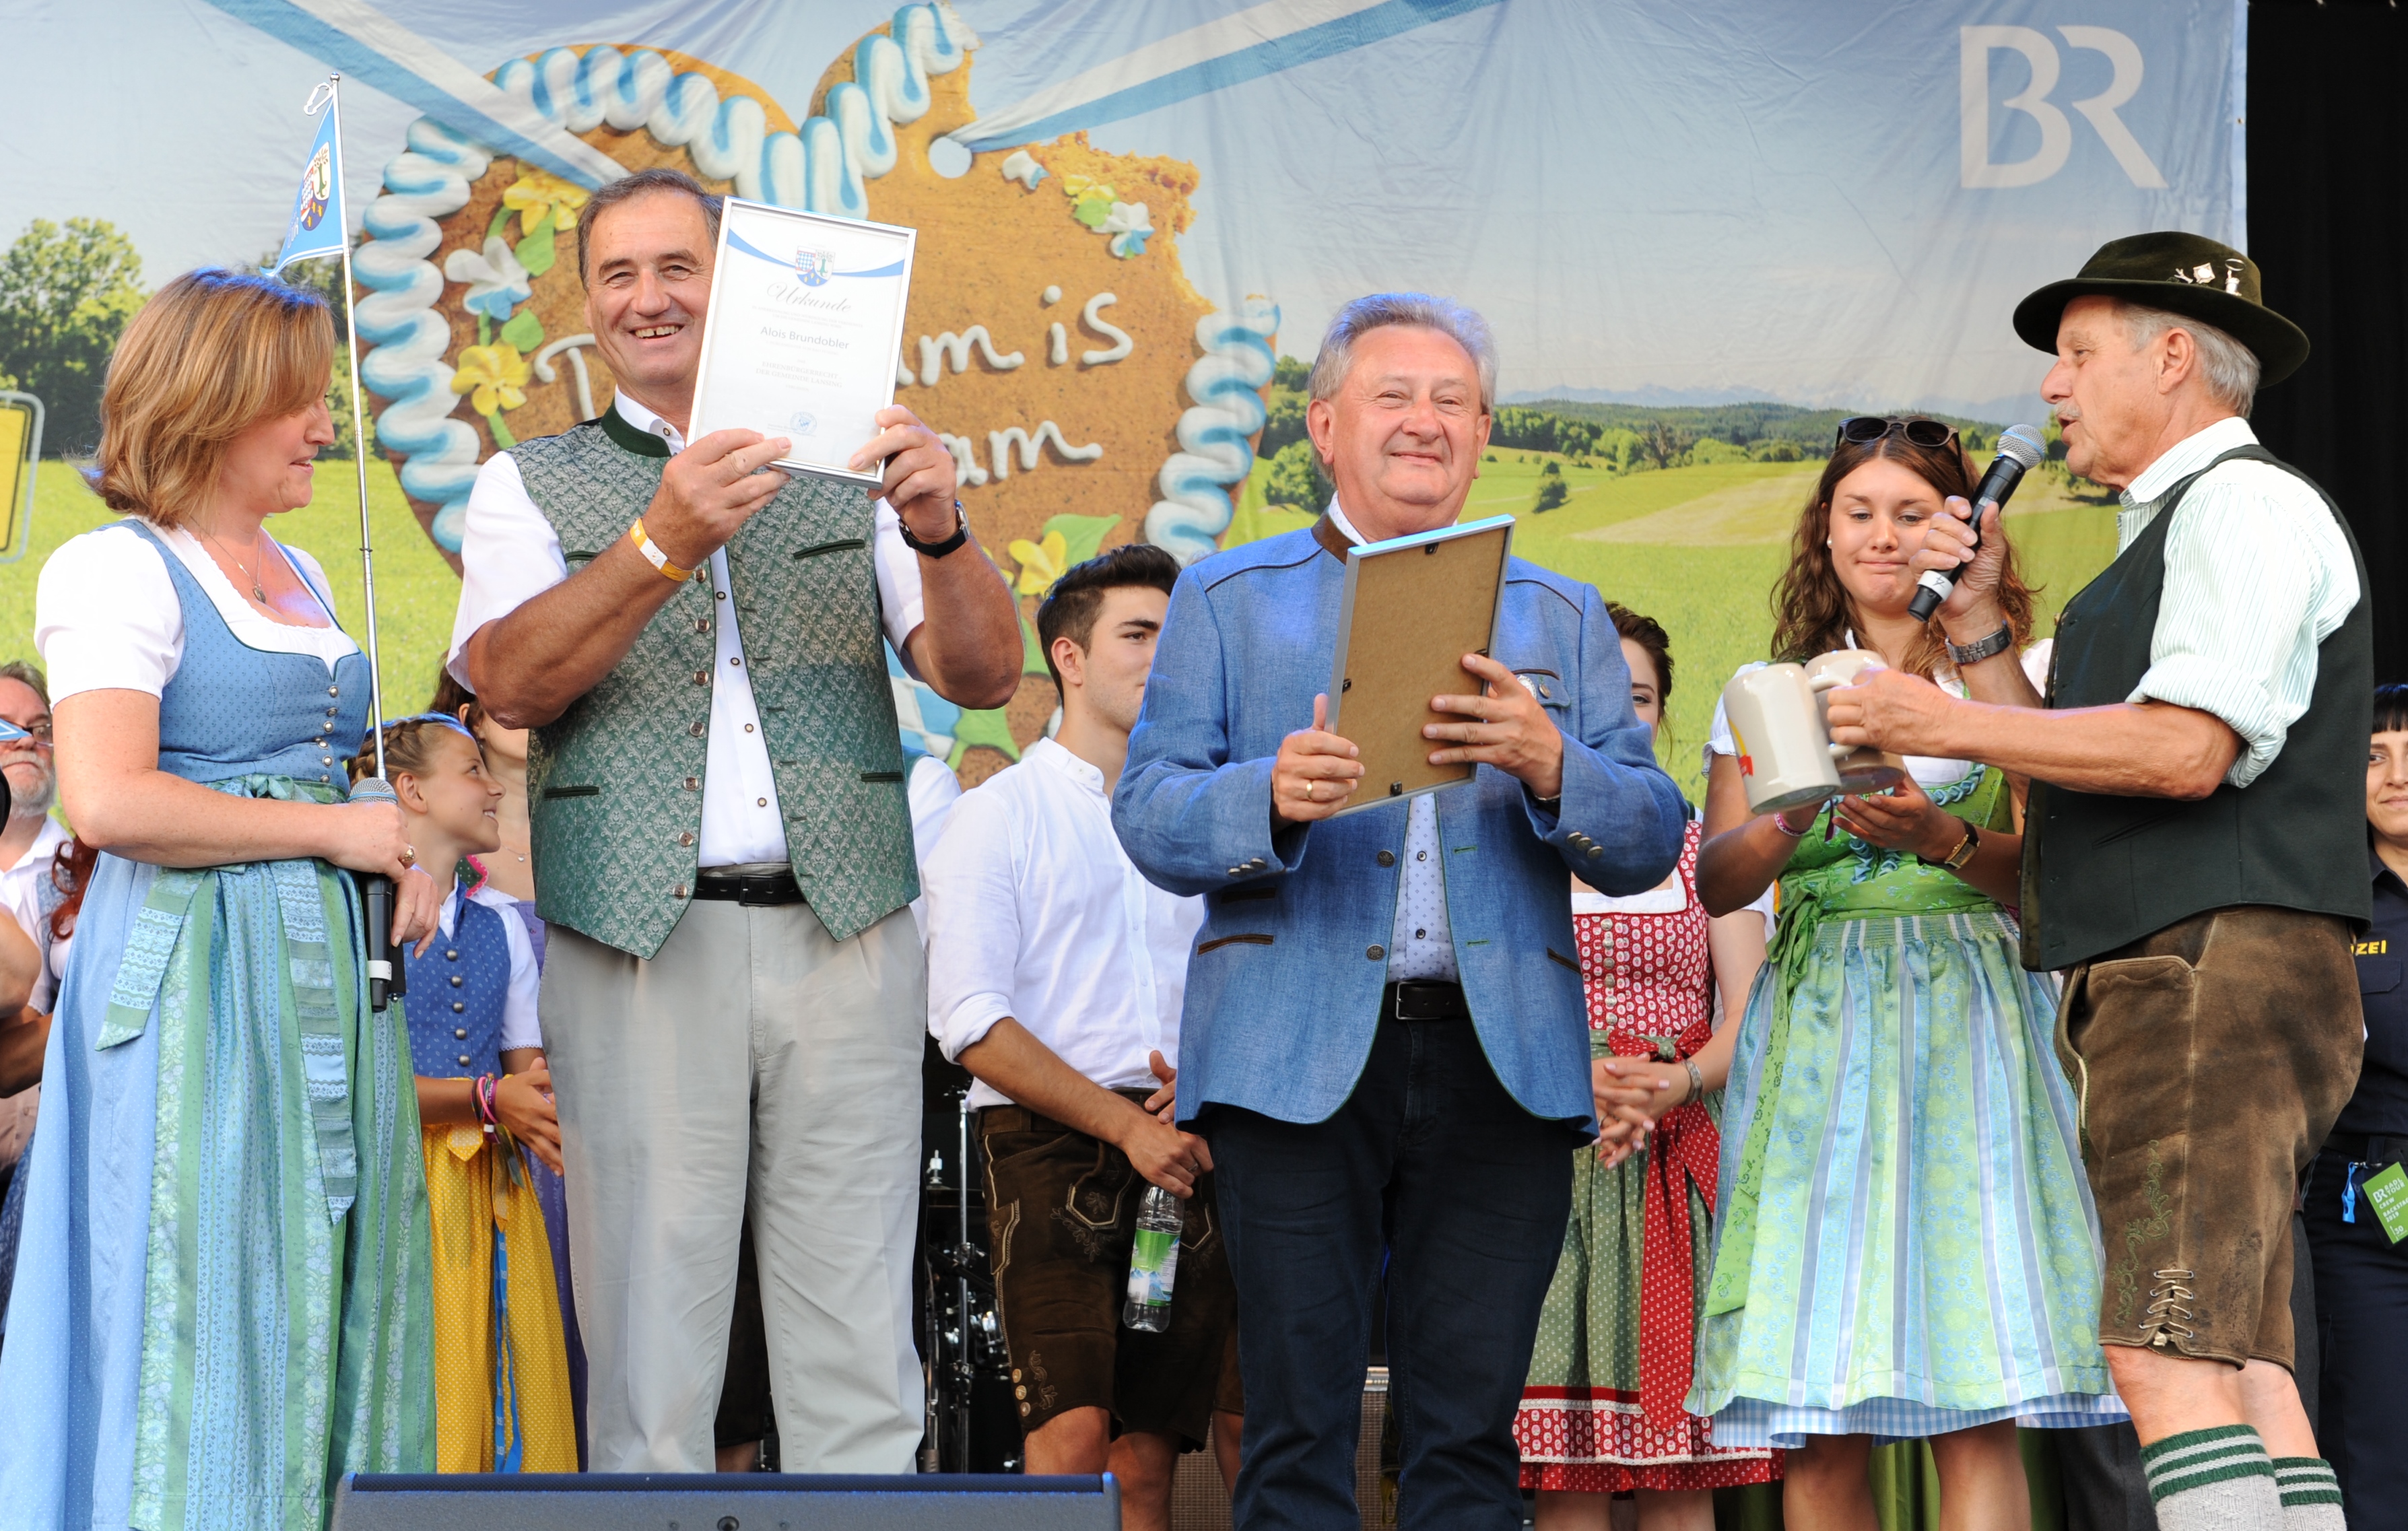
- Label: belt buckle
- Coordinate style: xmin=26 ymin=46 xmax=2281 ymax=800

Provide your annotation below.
xmin=1392 ymin=981 xmax=1454 ymax=1023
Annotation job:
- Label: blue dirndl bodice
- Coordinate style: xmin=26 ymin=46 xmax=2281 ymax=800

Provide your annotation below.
xmin=403 ymin=889 xmax=512 ymax=1079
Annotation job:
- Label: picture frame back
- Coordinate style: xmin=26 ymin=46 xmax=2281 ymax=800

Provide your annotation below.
xmin=1324 ymin=515 xmax=1515 ymax=817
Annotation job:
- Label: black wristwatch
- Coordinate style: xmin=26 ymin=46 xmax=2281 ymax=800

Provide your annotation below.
xmin=898 ymin=499 xmax=970 ymax=559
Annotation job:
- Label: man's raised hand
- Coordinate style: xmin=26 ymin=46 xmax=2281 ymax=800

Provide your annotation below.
xmin=854 ymin=404 xmax=960 ymax=541
xmin=641 ymin=429 xmax=793 ymax=571
xmin=1271 ymin=693 xmax=1364 ymax=828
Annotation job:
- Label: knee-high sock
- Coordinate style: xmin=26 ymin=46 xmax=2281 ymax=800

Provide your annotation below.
xmin=2270 ymin=1456 xmax=2345 ymax=1530
xmin=2141 ymin=1427 xmax=2282 ymax=1531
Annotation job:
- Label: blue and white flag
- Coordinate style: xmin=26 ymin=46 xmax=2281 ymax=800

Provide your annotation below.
xmin=271 ymin=100 xmax=343 ymax=274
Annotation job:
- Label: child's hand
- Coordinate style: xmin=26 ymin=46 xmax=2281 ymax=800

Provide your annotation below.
xmin=497 ymin=1064 xmax=562 ymax=1173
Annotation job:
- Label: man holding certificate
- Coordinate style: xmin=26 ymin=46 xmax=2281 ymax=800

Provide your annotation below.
xmin=449 ymin=168 xmax=1019 ymax=1474
xmin=1112 ymin=293 xmax=1687 ymax=1530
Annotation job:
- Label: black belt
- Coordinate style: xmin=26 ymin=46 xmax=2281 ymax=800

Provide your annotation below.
xmin=2324 ymin=1131 xmax=2408 ymax=1164
xmin=692 ymin=866 xmax=804 ymax=906
xmin=1383 ymin=980 xmax=1469 ymax=1022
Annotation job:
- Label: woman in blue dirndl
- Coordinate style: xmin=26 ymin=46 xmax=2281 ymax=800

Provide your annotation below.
xmin=0 ymin=270 xmax=441 ymax=1531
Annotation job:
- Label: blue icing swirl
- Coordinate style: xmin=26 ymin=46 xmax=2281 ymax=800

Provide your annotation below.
xmin=1147 ymin=299 xmax=1281 ymax=564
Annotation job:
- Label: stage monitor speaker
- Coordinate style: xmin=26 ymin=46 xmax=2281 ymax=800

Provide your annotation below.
xmin=332 ymin=1472 xmax=1120 ymax=1530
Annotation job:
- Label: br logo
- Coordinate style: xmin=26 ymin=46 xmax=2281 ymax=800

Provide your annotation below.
xmin=1960 ymin=26 xmax=2164 ymax=190
xmin=298 ymin=143 xmax=333 ymax=232
xmin=793 ymin=248 xmax=834 ymax=286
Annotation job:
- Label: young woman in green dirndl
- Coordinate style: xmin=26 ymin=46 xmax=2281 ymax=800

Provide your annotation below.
xmin=1680 ymin=419 xmax=2125 ymax=1528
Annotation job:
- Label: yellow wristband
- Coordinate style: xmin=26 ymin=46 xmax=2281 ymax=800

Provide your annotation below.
xmin=628 ymin=518 xmax=693 ymax=582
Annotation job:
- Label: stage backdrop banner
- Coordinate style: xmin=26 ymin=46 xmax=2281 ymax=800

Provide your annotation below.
xmin=0 ymin=0 xmax=2241 ymax=780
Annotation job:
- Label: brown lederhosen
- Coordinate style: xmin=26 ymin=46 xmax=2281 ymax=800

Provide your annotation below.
xmin=2057 ymin=906 xmax=2363 ymax=1368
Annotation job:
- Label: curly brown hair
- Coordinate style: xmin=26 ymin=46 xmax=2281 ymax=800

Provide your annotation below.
xmin=1767 ymin=427 xmax=2036 ymax=679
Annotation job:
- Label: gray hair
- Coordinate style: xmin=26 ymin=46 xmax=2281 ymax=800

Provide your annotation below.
xmin=575 ymin=167 xmax=725 ymax=288
xmin=0 ymin=660 xmax=46 ymax=709
xmin=1307 ymin=293 xmax=1498 ymax=413
xmin=2116 ymin=302 xmax=2261 ymax=418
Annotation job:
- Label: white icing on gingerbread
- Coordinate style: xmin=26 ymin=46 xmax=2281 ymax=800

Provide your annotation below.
xmin=918 ymin=326 xmax=1025 ymax=384
xmin=1079 ymin=293 xmax=1132 ymax=366
xmin=1001 ymin=150 xmax=1046 ymax=190
xmin=989 ymin=421 xmax=1104 ymax=480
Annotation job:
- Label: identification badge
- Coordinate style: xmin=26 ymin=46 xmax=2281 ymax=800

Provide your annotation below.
xmin=2362 ymin=1161 xmax=2408 ymax=1244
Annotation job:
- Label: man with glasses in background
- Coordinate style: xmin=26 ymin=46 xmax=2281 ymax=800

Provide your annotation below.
xmin=0 ymin=658 xmax=63 ymax=1321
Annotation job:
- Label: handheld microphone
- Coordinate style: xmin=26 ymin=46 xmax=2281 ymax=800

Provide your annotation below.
xmin=347 ymin=776 xmax=407 ymax=1013
xmin=1908 ymin=423 xmax=2046 ymax=622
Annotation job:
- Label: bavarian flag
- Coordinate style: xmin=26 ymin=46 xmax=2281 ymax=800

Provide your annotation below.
xmin=272 ymin=104 xmax=343 ymax=274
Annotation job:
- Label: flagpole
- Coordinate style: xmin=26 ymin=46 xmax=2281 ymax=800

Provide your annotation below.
xmin=321 ymin=73 xmax=390 ymax=784
xmin=306 ymin=73 xmax=400 ymax=1011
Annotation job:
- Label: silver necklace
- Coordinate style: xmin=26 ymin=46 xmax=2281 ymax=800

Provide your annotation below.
xmin=201 ymin=524 xmax=270 ymax=603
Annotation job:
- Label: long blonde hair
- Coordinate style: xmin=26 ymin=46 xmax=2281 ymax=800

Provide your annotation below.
xmin=90 ymin=269 xmax=333 ymax=529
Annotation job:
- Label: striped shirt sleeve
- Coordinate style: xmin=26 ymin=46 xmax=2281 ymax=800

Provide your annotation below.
xmin=2132 ymin=460 xmax=2360 ymax=788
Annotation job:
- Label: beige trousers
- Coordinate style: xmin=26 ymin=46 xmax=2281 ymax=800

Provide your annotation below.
xmin=542 ymin=898 xmax=926 ymax=1472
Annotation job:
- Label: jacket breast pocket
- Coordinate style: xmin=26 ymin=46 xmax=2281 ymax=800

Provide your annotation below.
xmin=2360 ymin=956 xmax=2402 ymax=996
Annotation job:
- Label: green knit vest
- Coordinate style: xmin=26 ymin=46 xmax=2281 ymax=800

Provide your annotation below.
xmin=512 ymin=407 xmax=916 ymax=958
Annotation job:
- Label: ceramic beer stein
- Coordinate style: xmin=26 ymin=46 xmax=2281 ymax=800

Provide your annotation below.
xmin=1805 ymin=649 xmax=1908 ymax=795
xmin=1718 ymin=663 xmax=1844 ymax=815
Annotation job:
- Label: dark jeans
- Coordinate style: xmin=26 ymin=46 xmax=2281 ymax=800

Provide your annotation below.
xmin=1203 ymin=1011 xmax=1578 ymax=1531
xmin=2305 ymin=1143 xmax=2408 ymax=1515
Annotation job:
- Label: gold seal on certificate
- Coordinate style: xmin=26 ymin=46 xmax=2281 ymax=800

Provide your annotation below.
xmin=688 ymin=197 xmax=918 ymax=487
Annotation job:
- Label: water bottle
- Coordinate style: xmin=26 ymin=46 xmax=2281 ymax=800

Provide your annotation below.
xmin=1123 ymin=1185 xmax=1182 ymax=1332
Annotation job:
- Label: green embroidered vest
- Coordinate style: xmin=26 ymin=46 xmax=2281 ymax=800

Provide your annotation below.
xmin=512 ymin=407 xmax=916 ymax=958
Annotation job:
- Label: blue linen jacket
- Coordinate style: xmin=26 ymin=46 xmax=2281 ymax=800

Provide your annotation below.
xmin=1112 ymin=520 xmax=1688 ymax=1132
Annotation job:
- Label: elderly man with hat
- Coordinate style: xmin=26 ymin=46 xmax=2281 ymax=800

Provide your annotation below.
xmin=1828 ymin=232 xmax=2366 ymax=1531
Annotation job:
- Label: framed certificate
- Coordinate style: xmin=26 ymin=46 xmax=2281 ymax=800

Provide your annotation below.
xmin=688 ymin=197 xmax=918 ymax=488
xmin=1324 ymin=514 xmax=1515 ymax=817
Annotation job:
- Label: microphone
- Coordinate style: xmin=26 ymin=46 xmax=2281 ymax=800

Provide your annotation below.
xmin=1908 ymin=423 xmax=2046 ymax=622
xmin=347 ymin=776 xmax=408 ymax=1013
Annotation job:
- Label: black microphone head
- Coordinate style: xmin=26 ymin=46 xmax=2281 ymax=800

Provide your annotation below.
xmin=1996 ymin=423 xmax=2045 ymax=469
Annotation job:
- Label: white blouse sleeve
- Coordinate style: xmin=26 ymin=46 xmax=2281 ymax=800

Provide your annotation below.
xmin=36 ymin=524 xmax=183 ymax=701
xmin=472 ymin=885 xmax=545 ymax=1051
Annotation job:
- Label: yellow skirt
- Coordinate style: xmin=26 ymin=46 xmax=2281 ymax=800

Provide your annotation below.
xmin=423 ymin=1123 xmax=579 ymax=1472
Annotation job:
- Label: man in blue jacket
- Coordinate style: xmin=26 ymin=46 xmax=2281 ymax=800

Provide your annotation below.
xmin=1113 ymin=293 xmax=1687 ymax=1530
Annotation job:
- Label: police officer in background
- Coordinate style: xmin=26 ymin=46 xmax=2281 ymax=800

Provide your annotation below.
xmin=2307 ymin=681 xmax=2408 ymax=1510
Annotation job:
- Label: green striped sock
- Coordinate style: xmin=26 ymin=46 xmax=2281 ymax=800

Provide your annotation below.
xmin=2270 ymin=1457 xmax=2344 ymax=1529
xmin=2141 ymin=1426 xmax=2281 ymax=1530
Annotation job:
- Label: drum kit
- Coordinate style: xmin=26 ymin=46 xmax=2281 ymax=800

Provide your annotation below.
xmin=916 ymin=1040 xmax=1022 ymax=1474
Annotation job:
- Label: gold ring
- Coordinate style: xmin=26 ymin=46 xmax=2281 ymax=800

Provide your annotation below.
xmin=401 ymin=844 xmax=417 ymax=867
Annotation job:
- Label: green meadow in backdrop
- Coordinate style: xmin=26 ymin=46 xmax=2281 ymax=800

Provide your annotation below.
xmin=3 ymin=448 xmax=2118 ymax=805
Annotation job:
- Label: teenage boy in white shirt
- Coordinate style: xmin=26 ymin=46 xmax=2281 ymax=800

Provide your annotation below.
xmin=923 ymin=544 xmax=1240 ymax=1529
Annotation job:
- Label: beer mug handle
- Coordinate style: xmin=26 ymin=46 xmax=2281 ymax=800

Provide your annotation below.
xmin=1808 ymin=674 xmax=1845 ymax=693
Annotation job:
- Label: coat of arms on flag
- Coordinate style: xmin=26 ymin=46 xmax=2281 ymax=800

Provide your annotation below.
xmin=273 ymin=96 xmax=345 ymax=275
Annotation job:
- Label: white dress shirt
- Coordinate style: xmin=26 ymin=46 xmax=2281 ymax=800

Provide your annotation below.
xmin=1327 ymin=500 xmax=1459 ymax=981
xmin=0 ymin=817 xmax=71 ymax=1013
xmin=2111 ymin=417 xmax=2360 ymax=788
xmin=923 ymin=737 xmax=1205 ymax=1110
xmin=445 ymin=390 xmax=930 ymax=867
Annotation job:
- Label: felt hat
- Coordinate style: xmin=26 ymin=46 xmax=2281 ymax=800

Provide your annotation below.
xmin=2013 ymin=231 xmax=2310 ymax=386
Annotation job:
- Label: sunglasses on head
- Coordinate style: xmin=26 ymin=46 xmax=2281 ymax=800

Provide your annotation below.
xmin=1835 ymin=416 xmax=1957 ymax=450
